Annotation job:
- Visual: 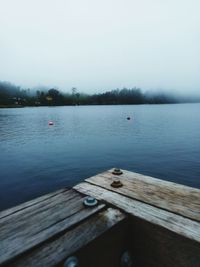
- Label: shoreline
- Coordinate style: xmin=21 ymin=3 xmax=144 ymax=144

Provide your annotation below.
xmin=0 ymin=102 xmax=200 ymax=109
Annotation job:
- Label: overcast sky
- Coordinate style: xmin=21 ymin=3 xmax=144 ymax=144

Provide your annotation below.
xmin=0 ymin=0 xmax=199 ymax=94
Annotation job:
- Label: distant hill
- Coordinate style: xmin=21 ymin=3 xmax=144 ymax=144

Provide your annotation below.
xmin=0 ymin=81 xmax=199 ymax=107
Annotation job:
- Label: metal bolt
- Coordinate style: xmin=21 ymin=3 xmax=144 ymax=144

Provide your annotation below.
xmin=83 ymin=196 xmax=98 ymax=207
xmin=112 ymin=168 xmax=123 ymax=175
xmin=120 ymin=251 xmax=133 ymax=267
xmin=111 ymin=179 xmax=123 ymax=188
xmin=64 ymin=256 xmax=79 ymax=267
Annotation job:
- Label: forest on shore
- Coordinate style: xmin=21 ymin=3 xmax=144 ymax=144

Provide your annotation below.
xmin=0 ymin=81 xmax=199 ymax=107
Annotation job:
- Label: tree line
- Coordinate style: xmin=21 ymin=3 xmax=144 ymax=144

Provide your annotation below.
xmin=0 ymin=80 xmax=194 ymax=107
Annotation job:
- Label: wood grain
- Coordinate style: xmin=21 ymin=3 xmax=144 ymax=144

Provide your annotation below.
xmin=1 ymin=168 xmax=199 ymax=266
xmin=85 ymin=169 xmax=200 ymax=221
xmin=0 ymin=189 xmax=105 ymax=265
xmin=8 ymin=208 xmax=126 ymax=267
xmin=74 ymin=182 xmax=200 ymax=243
xmin=0 ymin=188 xmax=68 ymax=219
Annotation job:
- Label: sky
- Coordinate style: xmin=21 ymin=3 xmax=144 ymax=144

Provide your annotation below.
xmin=0 ymin=0 xmax=200 ymax=94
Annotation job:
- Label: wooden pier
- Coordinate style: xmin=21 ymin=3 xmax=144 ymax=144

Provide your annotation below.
xmin=0 ymin=169 xmax=200 ymax=267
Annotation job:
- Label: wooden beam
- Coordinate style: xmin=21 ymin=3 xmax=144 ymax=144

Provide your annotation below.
xmin=129 ymin=216 xmax=200 ymax=267
xmin=0 ymin=189 xmax=105 ymax=265
xmin=74 ymin=182 xmax=200 ymax=243
xmin=8 ymin=208 xmax=126 ymax=267
xmin=85 ymin=169 xmax=200 ymax=222
xmin=0 ymin=188 xmax=69 ymax=220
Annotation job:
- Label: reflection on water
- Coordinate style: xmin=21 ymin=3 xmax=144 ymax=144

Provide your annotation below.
xmin=0 ymin=103 xmax=200 ymax=210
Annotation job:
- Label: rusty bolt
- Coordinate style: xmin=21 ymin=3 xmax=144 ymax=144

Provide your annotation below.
xmin=112 ymin=168 xmax=123 ymax=175
xmin=111 ymin=179 xmax=123 ymax=188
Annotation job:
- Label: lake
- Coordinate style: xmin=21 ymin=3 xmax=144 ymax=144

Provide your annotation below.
xmin=0 ymin=103 xmax=200 ymax=211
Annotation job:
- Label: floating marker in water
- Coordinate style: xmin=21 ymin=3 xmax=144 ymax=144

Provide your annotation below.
xmin=48 ymin=121 xmax=54 ymax=125
xmin=127 ymin=117 xmax=131 ymax=120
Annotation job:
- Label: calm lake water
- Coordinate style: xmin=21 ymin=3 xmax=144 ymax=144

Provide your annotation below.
xmin=0 ymin=103 xmax=200 ymax=211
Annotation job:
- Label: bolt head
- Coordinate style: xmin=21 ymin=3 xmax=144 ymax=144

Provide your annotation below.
xmin=111 ymin=179 xmax=123 ymax=188
xmin=83 ymin=196 xmax=98 ymax=207
xmin=112 ymin=168 xmax=123 ymax=175
xmin=64 ymin=256 xmax=78 ymax=267
xmin=120 ymin=251 xmax=133 ymax=267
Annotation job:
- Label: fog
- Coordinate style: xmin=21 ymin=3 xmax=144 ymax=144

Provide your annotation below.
xmin=0 ymin=0 xmax=199 ymax=95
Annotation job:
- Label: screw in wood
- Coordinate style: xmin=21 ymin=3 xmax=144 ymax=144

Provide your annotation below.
xmin=120 ymin=251 xmax=133 ymax=267
xmin=83 ymin=196 xmax=98 ymax=207
xmin=64 ymin=256 xmax=79 ymax=267
xmin=112 ymin=168 xmax=123 ymax=175
xmin=111 ymin=179 xmax=123 ymax=188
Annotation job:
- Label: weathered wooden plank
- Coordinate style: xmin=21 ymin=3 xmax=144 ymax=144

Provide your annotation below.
xmin=0 ymin=188 xmax=69 ymax=219
xmin=0 ymin=190 xmax=79 ymax=235
xmin=1 ymin=169 xmax=199 ymax=267
xmin=85 ymin=169 xmax=200 ymax=221
xmin=0 ymin=189 xmax=105 ymax=265
xmin=7 ymin=208 xmax=126 ymax=267
xmin=74 ymin=182 xmax=200 ymax=243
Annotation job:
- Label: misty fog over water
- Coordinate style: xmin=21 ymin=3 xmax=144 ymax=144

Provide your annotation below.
xmin=0 ymin=0 xmax=200 ymax=94
xmin=0 ymin=0 xmax=200 ymax=212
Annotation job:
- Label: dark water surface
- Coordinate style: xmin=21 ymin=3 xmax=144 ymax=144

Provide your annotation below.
xmin=0 ymin=104 xmax=200 ymax=211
